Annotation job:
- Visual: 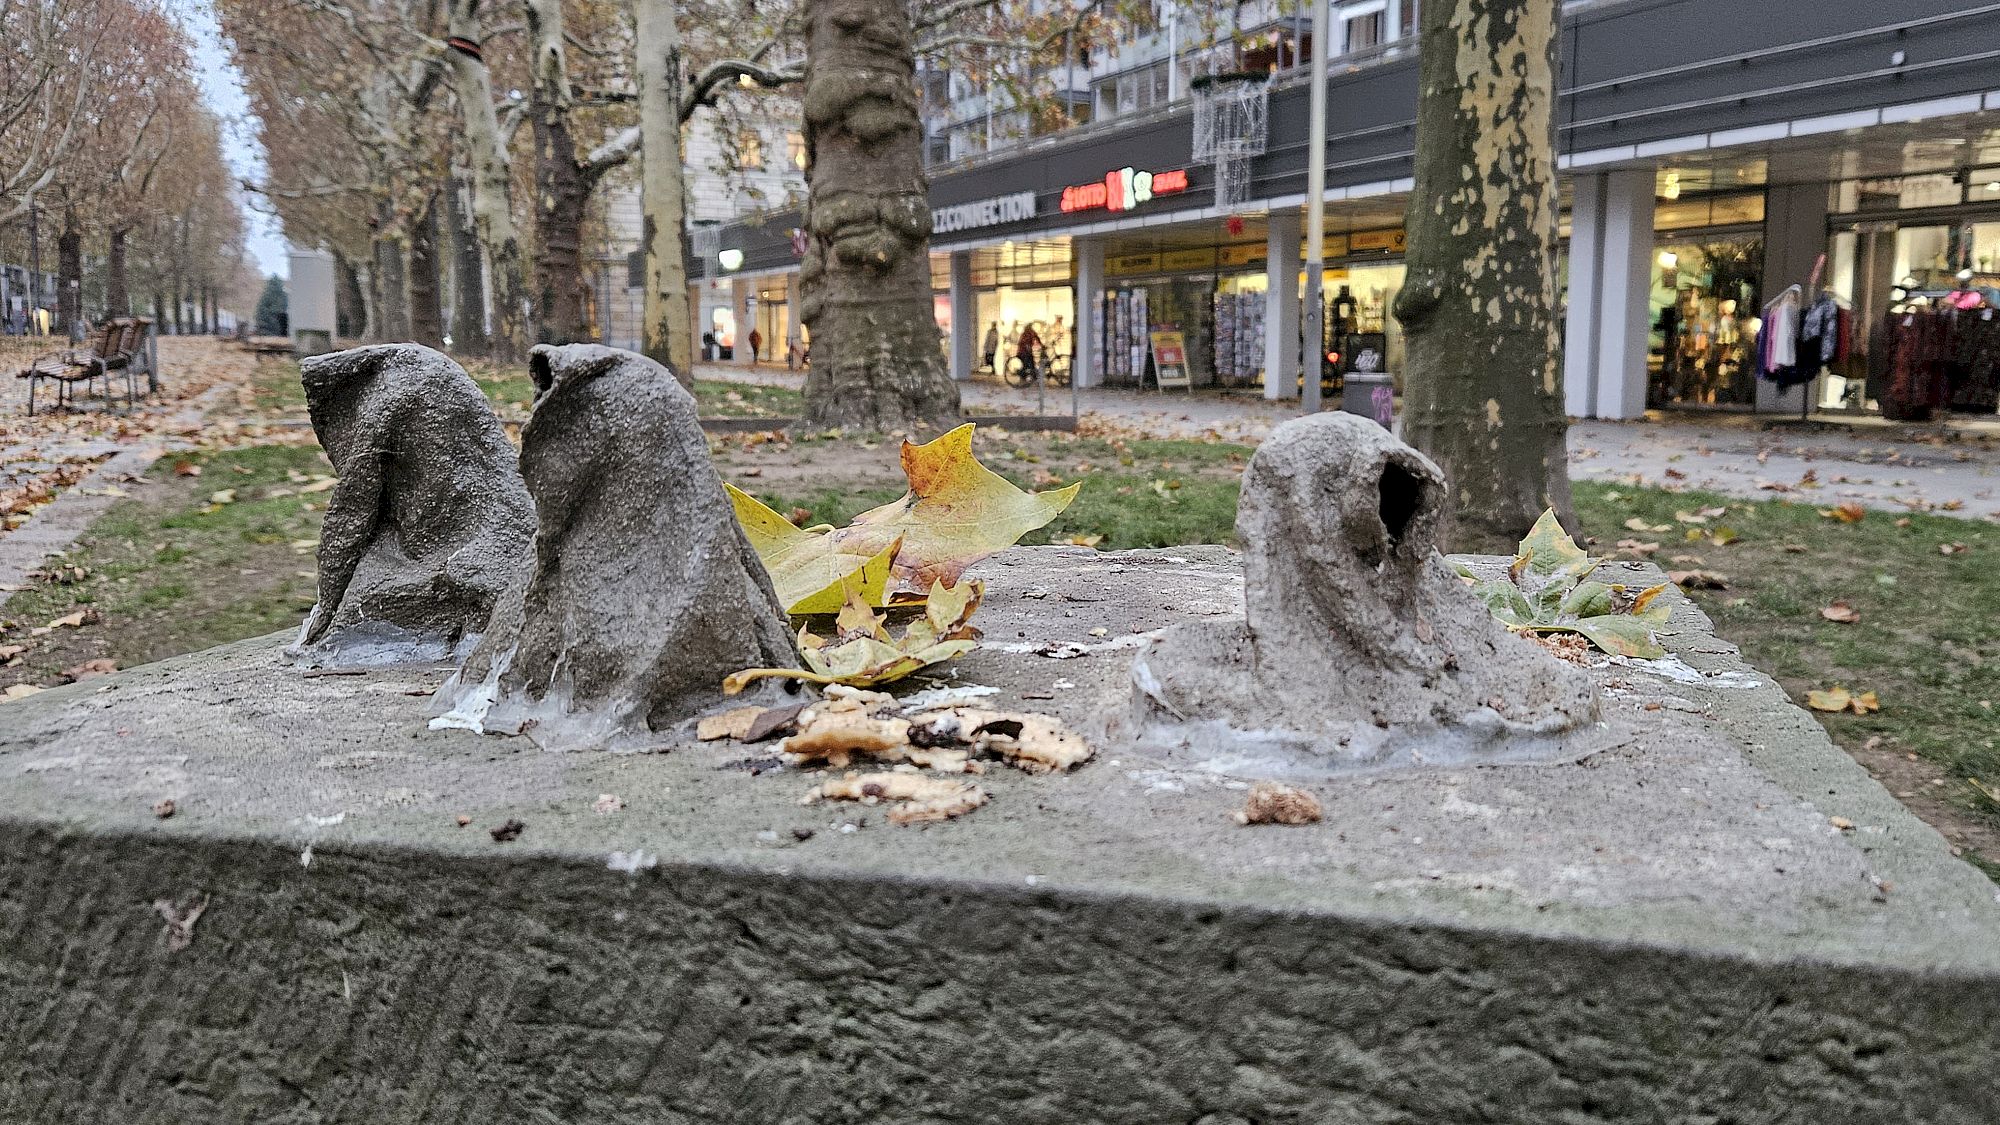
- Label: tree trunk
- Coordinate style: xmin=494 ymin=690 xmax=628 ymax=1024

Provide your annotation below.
xmin=106 ymin=228 xmax=129 ymax=317
xmin=797 ymin=0 xmax=961 ymax=430
xmin=335 ymin=255 xmax=361 ymax=338
xmin=446 ymin=0 xmax=527 ymax=360
xmin=1391 ymin=0 xmax=1573 ymax=554
xmin=56 ymin=216 xmax=81 ymax=334
xmin=408 ymin=192 xmax=446 ymax=348
xmin=374 ymin=198 xmax=412 ymax=342
xmin=636 ymin=0 xmax=694 ymax=382
xmin=172 ymin=218 xmax=188 ymax=335
xmin=152 ymin=291 xmax=165 ymax=335
xmin=445 ymin=166 xmax=487 ymax=355
xmin=358 ymin=263 xmax=379 ymax=343
xmin=525 ymin=0 xmax=592 ymax=346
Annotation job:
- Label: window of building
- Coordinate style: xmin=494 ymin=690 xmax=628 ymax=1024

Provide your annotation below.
xmin=786 ymin=131 xmax=807 ymax=171
xmin=1344 ymin=11 xmax=1384 ymax=52
xmin=736 ymin=129 xmax=765 ymax=170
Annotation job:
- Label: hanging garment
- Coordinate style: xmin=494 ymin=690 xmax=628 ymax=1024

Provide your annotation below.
xmin=1759 ymin=288 xmax=1803 ymax=386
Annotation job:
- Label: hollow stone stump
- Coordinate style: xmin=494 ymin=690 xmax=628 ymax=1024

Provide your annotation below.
xmin=1131 ymin=411 xmax=1602 ymax=774
xmin=1 ymin=546 xmax=1998 ymax=1122
xmin=292 ymin=343 xmax=534 ymax=663
xmin=432 ymin=344 xmax=799 ymax=750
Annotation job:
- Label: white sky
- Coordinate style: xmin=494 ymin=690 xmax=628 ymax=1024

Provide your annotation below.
xmin=172 ymin=0 xmax=289 ymax=278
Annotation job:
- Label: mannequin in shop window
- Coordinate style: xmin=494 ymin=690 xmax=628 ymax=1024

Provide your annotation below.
xmin=983 ymin=322 xmax=999 ymax=371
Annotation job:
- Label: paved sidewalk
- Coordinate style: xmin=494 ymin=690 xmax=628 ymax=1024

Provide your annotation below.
xmin=693 ymin=363 xmax=2000 ymax=520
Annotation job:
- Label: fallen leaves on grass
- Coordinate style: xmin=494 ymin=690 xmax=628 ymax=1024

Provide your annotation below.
xmin=1940 ymin=542 xmax=1970 ymax=555
xmin=730 ymin=423 xmax=1079 ymax=613
xmin=61 ymin=658 xmax=117 ymax=682
xmin=1666 ymin=570 xmax=1730 ymax=590
xmin=1819 ymin=502 xmax=1866 ymax=524
xmin=1234 ymin=781 xmax=1323 ymax=826
xmin=1819 ymin=601 xmax=1861 ymax=624
xmin=1806 ymin=686 xmax=1881 ymax=715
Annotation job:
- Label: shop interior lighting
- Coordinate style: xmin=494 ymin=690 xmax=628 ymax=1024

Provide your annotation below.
xmin=1987 ymin=181 xmax=2000 ymax=193
xmin=1661 ymin=171 xmax=1681 ymax=200
xmin=1656 ymin=250 xmax=1677 ymax=269
xmin=1958 ymin=268 xmax=1976 ymax=281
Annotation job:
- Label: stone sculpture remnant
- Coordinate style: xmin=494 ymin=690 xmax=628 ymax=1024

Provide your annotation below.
xmin=433 ymin=344 xmax=800 ymax=750
xmin=292 ymin=344 xmax=535 ymax=663
xmin=1130 ymin=412 xmax=1602 ymax=773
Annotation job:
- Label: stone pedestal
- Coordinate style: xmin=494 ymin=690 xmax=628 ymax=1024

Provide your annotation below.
xmin=2 ymin=548 xmax=1996 ymax=1123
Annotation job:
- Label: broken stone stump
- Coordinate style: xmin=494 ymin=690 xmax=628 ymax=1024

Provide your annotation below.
xmin=1132 ymin=411 xmax=1603 ymax=774
xmin=293 ymin=343 xmax=534 ymax=664
xmin=2 ymin=547 xmax=1996 ymax=1123
xmin=432 ymin=344 xmax=799 ymax=750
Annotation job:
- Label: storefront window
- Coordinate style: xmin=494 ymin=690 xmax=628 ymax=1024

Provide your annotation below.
xmin=1326 ymin=262 xmax=1405 ymax=385
xmin=976 ymin=285 xmax=1074 ymax=374
xmin=1647 ymin=238 xmax=1764 ymax=408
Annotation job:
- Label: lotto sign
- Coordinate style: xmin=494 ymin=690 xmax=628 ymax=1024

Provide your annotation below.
xmin=1059 ymin=167 xmax=1190 ymax=214
xmin=1150 ymin=329 xmax=1191 ymax=390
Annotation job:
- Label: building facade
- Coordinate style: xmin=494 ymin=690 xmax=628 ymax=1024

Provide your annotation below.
xmin=709 ymin=0 xmax=2000 ymax=422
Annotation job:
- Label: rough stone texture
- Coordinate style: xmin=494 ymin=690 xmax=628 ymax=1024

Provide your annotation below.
xmin=295 ymin=343 xmax=534 ymax=663
xmin=2 ymin=547 xmax=1997 ymax=1123
xmin=434 ymin=344 xmax=798 ymax=750
xmin=1133 ymin=413 xmax=1601 ymax=774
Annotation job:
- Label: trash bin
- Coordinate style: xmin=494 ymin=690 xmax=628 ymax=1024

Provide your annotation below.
xmin=1341 ymin=371 xmax=1395 ymax=429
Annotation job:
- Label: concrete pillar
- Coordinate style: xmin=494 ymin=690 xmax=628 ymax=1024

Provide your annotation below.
xmin=731 ymin=279 xmax=753 ymax=363
xmin=1757 ymin=182 xmax=1831 ymax=414
xmin=1264 ymin=209 xmax=1303 ymax=400
xmin=1563 ymin=173 xmax=1606 ymax=418
xmin=1073 ymin=236 xmax=1105 ymax=388
xmin=1586 ymin=169 xmax=1654 ymax=420
xmin=949 ymin=251 xmax=976 ymax=382
xmin=287 ymin=249 xmax=338 ymax=357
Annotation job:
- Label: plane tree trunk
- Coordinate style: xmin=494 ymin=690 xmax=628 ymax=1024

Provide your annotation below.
xmin=1391 ymin=0 xmax=1573 ymax=554
xmin=796 ymin=0 xmax=961 ymax=431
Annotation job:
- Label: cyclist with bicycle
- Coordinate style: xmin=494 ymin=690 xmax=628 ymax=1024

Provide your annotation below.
xmin=1013 ymin=320 xmax=1042 ymax=384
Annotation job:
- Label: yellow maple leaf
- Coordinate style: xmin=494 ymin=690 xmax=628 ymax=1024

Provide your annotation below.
xmin=730 ymin=424 xmax=1078 ymax=613
xmin=724 ymin=579 xmax=985 ymax=693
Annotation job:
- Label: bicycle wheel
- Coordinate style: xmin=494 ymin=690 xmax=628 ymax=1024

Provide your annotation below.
xmin=1003 ymin=355 xmax=1035 ymax=388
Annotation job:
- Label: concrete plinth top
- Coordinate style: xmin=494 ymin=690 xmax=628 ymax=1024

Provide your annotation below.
xmin=4 ymin=546 xmax=1993 ymax=966
xmin=3 ymin=547 xmax=1997 ymax=1123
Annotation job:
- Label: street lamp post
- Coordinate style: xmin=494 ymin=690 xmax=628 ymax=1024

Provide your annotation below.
xmin=1300 ymin=0 xmax=1329 ymax=413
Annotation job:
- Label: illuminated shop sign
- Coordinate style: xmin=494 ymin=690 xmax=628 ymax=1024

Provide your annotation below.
xmin=1059 ymin=167 xmax=1189 ymax=214
xmin=932 ymin=191 xmax=1038 ymax=234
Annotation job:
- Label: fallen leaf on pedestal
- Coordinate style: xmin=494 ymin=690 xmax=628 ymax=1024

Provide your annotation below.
xmin=1 ymin=684 xmax=43 ymax=702
xmin=729 ymin=424 xmax=1078 ymax=613
xmin=803 ymin=770 xmax=989 ymax=826
xmin=1819 ymin=601 xmax=1860 ymax=624
xmin=1235 ymin=781 xmax=1323 ymax=826
xmin=725 ymin=579 xmax=983 ymax=693
xmin=696 ymin=705 xmax=764 ymax=741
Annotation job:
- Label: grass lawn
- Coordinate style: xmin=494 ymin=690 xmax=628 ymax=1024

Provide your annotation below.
xmin=0 ymin=444 xmax=329 ymax=685
xmin=242 ymin=355 xmax=801 ymax=421
xmin=1571 ymin=480 xmax=2000 ymax=877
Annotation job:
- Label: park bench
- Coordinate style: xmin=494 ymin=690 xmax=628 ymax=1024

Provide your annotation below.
xmin=12 ymin=316 xmax=152 ymax=414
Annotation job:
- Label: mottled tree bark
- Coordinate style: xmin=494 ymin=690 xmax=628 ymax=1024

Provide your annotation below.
xmin=797 ymin=0 xmax=961 ymax=430
xmin=636 ymin=0 xmax=694 ymax=382
xmin=445 ymin=168 xmax=487 ymax=356
xmin=1391 ymin=0 xmax=1573 ymax=554
xmin=408 ymin=192 xmax=446 ymax=348
xmin=446 ymin=0 xmax=525 ymax=360
xmin=525 ymin=0 xmax=594 ymax=346
xmin=105 ymin=228 xmax=129 ymax=317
